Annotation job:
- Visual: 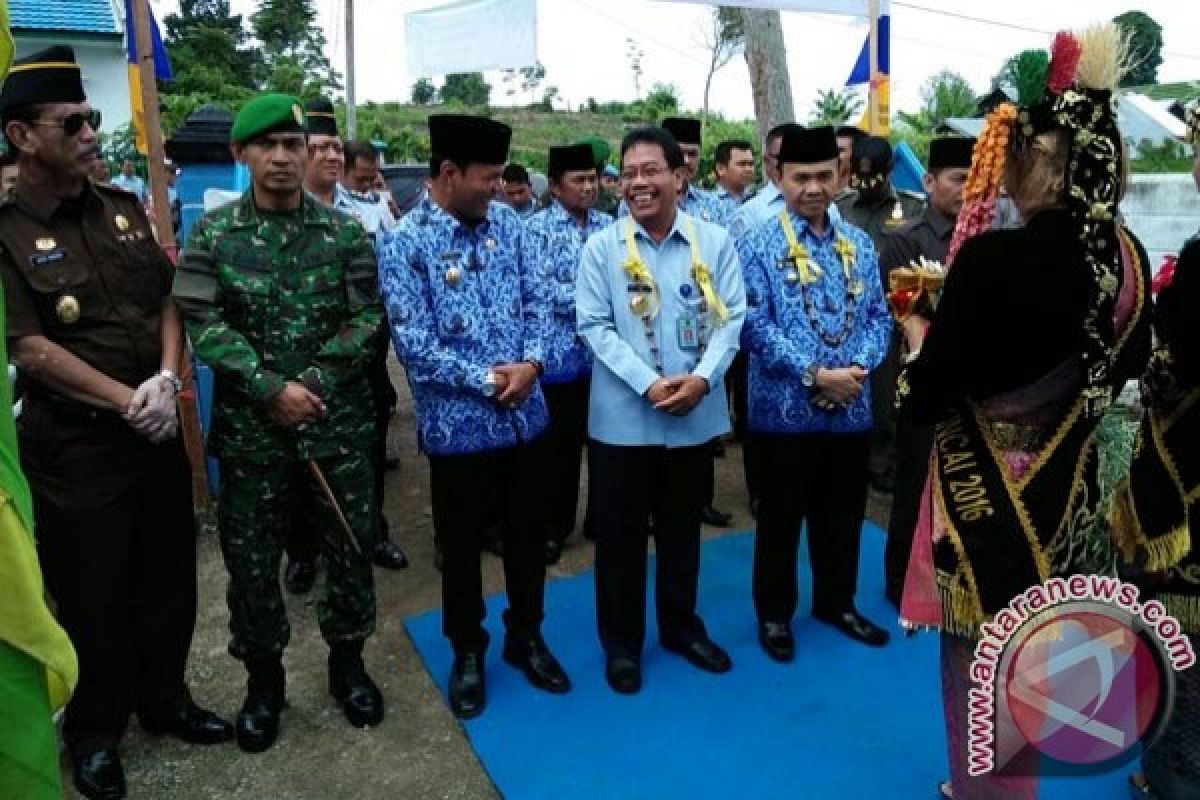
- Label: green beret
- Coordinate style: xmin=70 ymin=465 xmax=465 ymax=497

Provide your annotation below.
xmin=231 ymin=93 xmax=307 ymax=144
xmin=578 ymin=136 xmax=611 ymax=169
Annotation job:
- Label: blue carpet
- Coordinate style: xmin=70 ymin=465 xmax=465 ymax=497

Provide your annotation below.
xmin=404 ymin=526 xmax=1131 ymax=799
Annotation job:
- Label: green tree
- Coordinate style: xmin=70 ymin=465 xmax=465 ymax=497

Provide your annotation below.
xmin=163 ymin=0 xmax=263 ymax=94
xmin=1114 ymin=11 xmax=1163 ymax=87
xmin=440 ymin=73 xmax=491 ymax=107
xmin=807 ymin=88 xmax=864 ymax=126
xmin=643 ymin=82 xmax=680 ymax=117
xmin=410 ymin=78 xmax=437 ymax=105
xmin=251 ymin=0 xmax=342 ymax=98
xmin=896 ymin=70 xmax=977 ymax=135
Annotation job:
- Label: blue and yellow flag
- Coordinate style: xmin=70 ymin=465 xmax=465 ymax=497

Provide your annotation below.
xmin=124 ymin=0 xmax=173 ymax=154
xmin=846 ymin=1 xmax=890 ymax=135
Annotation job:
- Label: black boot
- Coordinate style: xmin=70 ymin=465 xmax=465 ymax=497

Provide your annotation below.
xmin=329 ymin=641 xmax=384 ymax=728
xmin=235 ymin=655 xmax=286 ymax=754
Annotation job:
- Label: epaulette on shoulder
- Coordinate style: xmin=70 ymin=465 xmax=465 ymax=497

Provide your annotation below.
xmin=896 ymin=188 xmax=927 ymax=203
xmin=93 ymin=181 xmax=135 ymax=198
xmin=834 ymin=187 xmax=858 ymax=204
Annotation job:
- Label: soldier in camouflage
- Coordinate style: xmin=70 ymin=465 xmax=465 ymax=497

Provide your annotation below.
xmin=173 ymin=93 xmax=385 ymax=754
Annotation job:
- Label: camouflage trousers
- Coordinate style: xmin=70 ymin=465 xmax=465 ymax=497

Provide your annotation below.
xmin=218 ymin=453 xmax=377 ymax=661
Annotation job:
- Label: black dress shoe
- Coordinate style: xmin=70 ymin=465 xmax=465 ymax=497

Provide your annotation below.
xmin=284 ymin=558 xmax=316 ymax=595
xmin=605 ymin=657 xmax=642 ymax=695
xmin=141 ymin=702 xmax=234 ymax=744
xmin=662 ymin=637 xmax=733 ymax=673
xmin=372 ymin=539 xmax=409 ymax=570
xmin=449 ymin=651 xmax=486 ymax=719
xmin=814 ymin=609 xmax=891 ymax=647
xmin=329 ymin=649 xmax=385 ymax=728
xmin=544 ymin=538 xmax=563 ymax=566
xmin=700 ymin=506 xmax=734 ymax=527
xmin=73 ymin=748 xmax=126 ymax=800
xmin=503 ymin=635 xmax=571 ymax=694
xmin=758 ymin=621 xmax=795 ymax=663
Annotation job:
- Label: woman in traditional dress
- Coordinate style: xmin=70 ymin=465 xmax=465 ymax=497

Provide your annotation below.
xmin=894 ymin=25 xmax=1152 ymax=799
xmin=1116 ymin=101 xmax=1200 ymax=800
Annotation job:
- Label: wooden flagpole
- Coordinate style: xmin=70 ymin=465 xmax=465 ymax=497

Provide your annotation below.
xmin=131 ymin=0 xmax=210 ymax=507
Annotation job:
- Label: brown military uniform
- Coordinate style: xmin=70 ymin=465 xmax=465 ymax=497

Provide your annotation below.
xmin=878 ymin=205 xmax=954 ymax=605
xmin=835 ymin=186 xmax=925 ymax=489
xmin=0 ymin=179 xmax=198 ymax=754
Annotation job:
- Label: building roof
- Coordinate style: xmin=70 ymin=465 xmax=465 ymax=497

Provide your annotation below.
xmin=10 ymin=0 xmax=121 ymax=36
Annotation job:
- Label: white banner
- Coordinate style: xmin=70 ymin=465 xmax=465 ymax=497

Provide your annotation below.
xmin=405 ymin=0 xmax=538 ymax=78
xmin=654 ymin=0 xmax=871 ymax=17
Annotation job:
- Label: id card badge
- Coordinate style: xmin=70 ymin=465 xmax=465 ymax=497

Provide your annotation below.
xmin=677 ymin=312 xmax=700 ymax=349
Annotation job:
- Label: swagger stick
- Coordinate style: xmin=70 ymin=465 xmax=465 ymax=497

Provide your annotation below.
xmin=308 ymin=459 xmax=364 ymax=555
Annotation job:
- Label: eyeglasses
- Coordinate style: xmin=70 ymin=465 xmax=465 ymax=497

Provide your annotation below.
xmin=619 ymin=163 xmax=671 ymax=182
xmin=32 ymin=109 xmax=102 ymax=137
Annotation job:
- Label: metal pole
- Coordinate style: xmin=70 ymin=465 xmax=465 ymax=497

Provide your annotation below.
xmin=345 ymin=0 xmax=357 ymax=139
xmin=867 ymin=0 xmax=879 ymax=134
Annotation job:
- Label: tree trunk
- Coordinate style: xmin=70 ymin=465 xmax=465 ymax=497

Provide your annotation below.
xmin=740 ymin=9 xmax=795 ymax=145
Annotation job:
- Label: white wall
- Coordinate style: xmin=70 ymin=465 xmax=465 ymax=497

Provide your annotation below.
xmin=1122 ymin=174 xmax=1200 ymax=272
xmin=13 ymin=34 xmax=132 ymax=135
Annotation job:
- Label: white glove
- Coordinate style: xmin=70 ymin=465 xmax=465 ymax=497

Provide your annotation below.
xmin=125 ymin=373 xmax=178 ymax=440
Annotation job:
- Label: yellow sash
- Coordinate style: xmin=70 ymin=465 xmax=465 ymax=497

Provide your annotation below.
xmin=778 ymin=210 xmax=855 ymax=285
xmin=622 ymin=215 xmax=728 ymax=326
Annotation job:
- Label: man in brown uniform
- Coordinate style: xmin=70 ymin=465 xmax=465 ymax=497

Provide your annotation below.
xmin=0 ymin=46 xmax=230 ymax=800
xmin=835 ymin=136 xmax=924 ymax=493
xmin=879 ymin=136 xmax=973 ymax=606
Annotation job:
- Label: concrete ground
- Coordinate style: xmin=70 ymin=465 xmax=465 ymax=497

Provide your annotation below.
xmin=64 ymin=363 xmax=890 ymax=799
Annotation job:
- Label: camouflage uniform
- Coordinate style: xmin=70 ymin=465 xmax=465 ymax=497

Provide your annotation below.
xmin=173 ymin=191 xmax=383 ymax=660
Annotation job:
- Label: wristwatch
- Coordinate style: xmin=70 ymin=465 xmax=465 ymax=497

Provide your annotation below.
xmin=482 ymin=369 xmax=499 ymax=398
xmin=159 ymin=369 xmax=183 ymax=393
xmin=801 ymin=364 xmax=820 ymax=388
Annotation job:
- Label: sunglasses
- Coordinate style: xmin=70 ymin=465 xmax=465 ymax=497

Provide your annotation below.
xmin=33 ymin=109 xmax=102 ymax=137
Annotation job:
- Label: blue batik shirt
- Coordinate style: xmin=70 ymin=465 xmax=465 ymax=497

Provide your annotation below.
xmin=378 ymin=197 xmax=552 ymax=456
xmin=712 ymin=185 xmax=747 ymax=224
xmin=618 ymin=183 xmax=731 ymax=228
xmin=737 ymin=208 xmax=892 ymax=435
xmin=731 ymin=182 xmax=842 ymax=239
xmin=576 ymin=210 xmax=746 ymax=448
xmin=524 ymin=201 xmax=613 ymax=384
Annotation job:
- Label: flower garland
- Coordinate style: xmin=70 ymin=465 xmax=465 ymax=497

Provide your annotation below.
xmin=946 ymin=102 xmax=1018 ymax=268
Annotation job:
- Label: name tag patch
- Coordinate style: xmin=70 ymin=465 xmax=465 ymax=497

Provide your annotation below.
xmin=30 ymin=250 xmax=67 ymax=267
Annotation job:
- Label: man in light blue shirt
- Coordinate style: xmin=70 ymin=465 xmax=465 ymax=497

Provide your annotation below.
xmin=576 ymin=126 xmax=745 ymax=694
xmin=737 ymin=125 xmax=892 ymax=662
xmin=617 ymin=117 xmax=729 ymax=228
xmin=524 ymin=143 xmax=612 ymax=565
xmin=110 ymin=158 xmax=146 ymax=201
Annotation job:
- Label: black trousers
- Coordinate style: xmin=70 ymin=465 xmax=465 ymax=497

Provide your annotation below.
xmin=541 ymin=378 xmax=589 ymax=543
xmin=368 ymin=340 xmax=398 ymax=545
xmin=727 ymin=351 xmax=760 ymax=504
xmin=869 ymin=336 xmax=902 ymax=482
xmin=752 ymin=432 xmax=870 ymax=624
xmin=20 ymin=400 xmax=196 ymax=753
xmin=885 ymin=418 xmax=934 ymax=603
xmin=429 ymin=439 xmax=547 ymax=653
xmin=589 ymin=440 xmax=710 ymax=660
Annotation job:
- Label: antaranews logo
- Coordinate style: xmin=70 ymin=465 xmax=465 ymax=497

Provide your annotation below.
xmin=966 ymin=574 xmax=1195 ymax=778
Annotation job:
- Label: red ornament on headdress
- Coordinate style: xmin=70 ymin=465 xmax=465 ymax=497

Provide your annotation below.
xmin=1046 ymin=31 xmax=1082 ymax=94
xmin=1153 ymin=254 xmax=1178 ymax=296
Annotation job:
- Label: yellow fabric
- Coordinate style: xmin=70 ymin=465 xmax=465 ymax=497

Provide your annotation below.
xmin=0 ymin=496 xmax=78 ymax=711
xmin=622 ymin=219 xmax=660 ymax=320
xmin=128 ymin=63 xmax=148 ymax=155
xmin=778 ymin=211 xmax=856 ymax=287
xmin=683 ymin=217 xmax=728 ymax=326
xmin=0 ymin=3 xmax=12 ymax=77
